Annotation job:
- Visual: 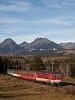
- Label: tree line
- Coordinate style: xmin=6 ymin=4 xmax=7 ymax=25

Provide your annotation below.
xmin=0 ymin=56 xmax=75 ymax=78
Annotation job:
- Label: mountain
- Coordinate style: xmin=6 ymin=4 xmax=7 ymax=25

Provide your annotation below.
xmin=1 ymin=38 xmax=75 ymax=56
xmin=0 ymin=38 xmax=63 ymax=56
xmin=59 ymin=42 xmax=75 ymax=49
xmin=30 ymin=38 xmax=63 ymax=49
xmin=20 ymin=38 xmax=62 ymax=50
xmin=19 ymin=41 xmax=29 ymax=49
xmin=0 ymin=38 xmax=24 ymax=54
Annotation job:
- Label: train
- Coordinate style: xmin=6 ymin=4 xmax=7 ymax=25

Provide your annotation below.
xmin=7 ymin=69 xmax=61 ymax=85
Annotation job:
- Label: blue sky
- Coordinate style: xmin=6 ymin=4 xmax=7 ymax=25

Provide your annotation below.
xmin=0 ymin=0 xmax=75 ymax=44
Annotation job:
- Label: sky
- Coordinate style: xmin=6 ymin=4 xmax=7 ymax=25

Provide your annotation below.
xmin=0 ymin=0 xmax=75 ymax=44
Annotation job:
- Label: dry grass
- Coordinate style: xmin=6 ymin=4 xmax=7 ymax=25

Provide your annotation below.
xmin=0 ymin=74 xmax=75 ymax=100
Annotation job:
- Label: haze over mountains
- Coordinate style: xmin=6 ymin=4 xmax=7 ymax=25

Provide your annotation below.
xmin=0 ymin=38 xmax=75 ymax=56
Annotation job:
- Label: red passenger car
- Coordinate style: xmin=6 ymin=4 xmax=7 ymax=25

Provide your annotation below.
xmin=21 ymin=71 xmax=37 ymax=81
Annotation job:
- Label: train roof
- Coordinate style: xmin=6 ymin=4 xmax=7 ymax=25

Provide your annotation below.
xmin=7 ymin=69 xmax=61 ymax=74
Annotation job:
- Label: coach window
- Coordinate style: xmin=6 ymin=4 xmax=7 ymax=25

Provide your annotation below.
xmin=31 ymin=74 xmax=33 ymax=77
xmin=38 ymin=74 xmax=41 ymax=76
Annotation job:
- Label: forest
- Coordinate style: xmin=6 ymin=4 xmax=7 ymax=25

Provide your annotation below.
xmin=0 ymin=55 xmax=75 ymax=78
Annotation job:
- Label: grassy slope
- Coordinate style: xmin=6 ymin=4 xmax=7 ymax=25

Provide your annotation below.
xmin=0 ymin=74 xmax=75 ymax=100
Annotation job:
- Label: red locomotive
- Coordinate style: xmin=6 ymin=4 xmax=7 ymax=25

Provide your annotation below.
xmin=7 ymin=69 xmax=61 ymax=85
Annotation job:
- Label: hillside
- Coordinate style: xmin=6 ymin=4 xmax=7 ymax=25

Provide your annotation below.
xmin=0 ymin=74 xmax=75 ymax=100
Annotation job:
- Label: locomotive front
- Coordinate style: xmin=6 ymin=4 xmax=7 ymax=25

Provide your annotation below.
xmin=51 ymin=73 xmax=61 ymax=85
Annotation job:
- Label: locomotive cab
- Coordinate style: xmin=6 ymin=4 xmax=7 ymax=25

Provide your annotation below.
xmin=51 ymin=73 xmax=61 ymax=85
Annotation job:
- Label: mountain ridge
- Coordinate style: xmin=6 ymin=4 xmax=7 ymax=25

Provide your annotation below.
xmin=59 ymin=42 xmax=75 ymax=49
xmin=19 ymin=38 xmax=62 ymax=50
xmin=0 ymin=38 xmax=75 ymax=56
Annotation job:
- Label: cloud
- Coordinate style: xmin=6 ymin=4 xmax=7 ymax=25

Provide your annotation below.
xmin=0 ymin=16 xmax=75 ymax=34
xmin=22 ymin=16 xmax=75 ymax=27
xmin=36 ymin=28 xmax=75 ymax=43
xmin=0 ymin=26 xmax=75 ymax=43
xmin=42 ymin=0 xmax=75 ymax=8
xmin=26 ymin=28 xmax=75 ymax=43
xmin=0 ymin=0 xmax=31 ymax=11
xmin=0 ymin=18 xmax=21 ymax=24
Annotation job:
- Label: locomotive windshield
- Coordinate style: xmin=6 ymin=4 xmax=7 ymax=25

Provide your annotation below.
xmin=53 ymin=74 xmax=60 ymax=77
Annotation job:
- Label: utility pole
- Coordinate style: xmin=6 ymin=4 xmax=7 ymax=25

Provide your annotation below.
xmin=51 ymin=62 xmax=54 ymax=72
xmin=4 ymin=64 xmax=5 ymax=74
